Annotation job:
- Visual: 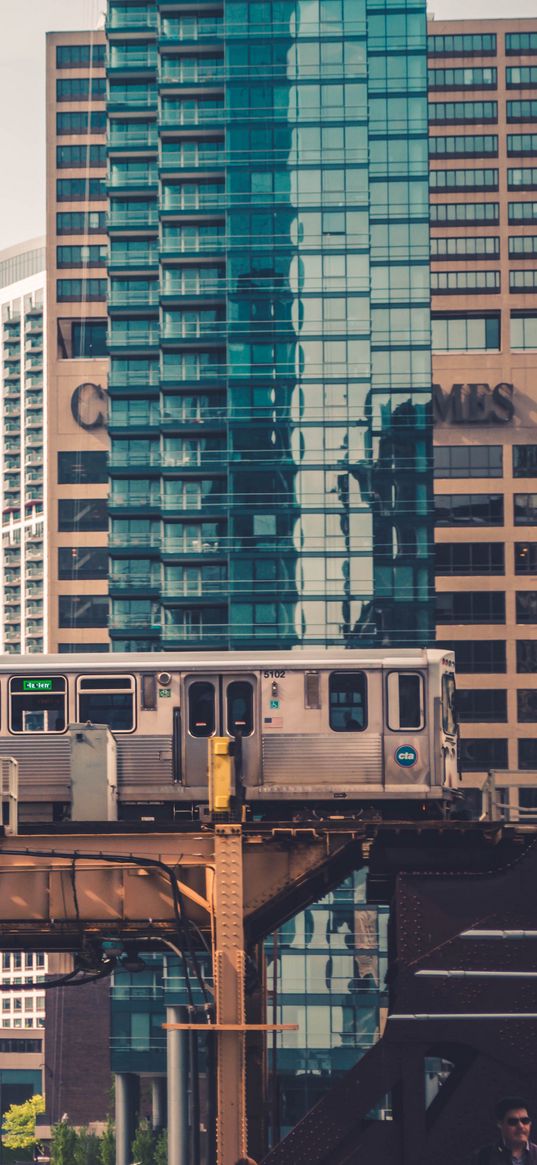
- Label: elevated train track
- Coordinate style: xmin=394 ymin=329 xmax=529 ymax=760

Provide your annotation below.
xmin=1 ymin=816 xmax=537 ymax=1164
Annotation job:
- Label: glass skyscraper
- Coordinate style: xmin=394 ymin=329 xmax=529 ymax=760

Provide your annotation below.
xmin=107 ymin=0 xmax=433 ymax=651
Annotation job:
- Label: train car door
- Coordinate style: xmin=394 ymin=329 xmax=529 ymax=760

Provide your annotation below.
xmin=181 ymin=673 xmax=260 ymax=789
xmin=382 ymin=669 xmax=430 ymax=793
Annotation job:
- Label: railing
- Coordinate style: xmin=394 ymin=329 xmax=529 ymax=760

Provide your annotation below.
xmin=1 ymin=757 xmax=18 ymax=835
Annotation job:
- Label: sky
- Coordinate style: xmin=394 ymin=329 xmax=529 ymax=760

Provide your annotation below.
xmin=0 ymin=0 xmax=536 ymax=255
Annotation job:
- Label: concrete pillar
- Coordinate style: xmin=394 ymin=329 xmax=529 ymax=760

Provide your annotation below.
xmin=115 ymin=1073 xmax=139 ymax=1165
xmin=151 ymin=1076 xmax=167 ymax=1133
xmin=166 ymin=1006 xmax=189 ymax=1165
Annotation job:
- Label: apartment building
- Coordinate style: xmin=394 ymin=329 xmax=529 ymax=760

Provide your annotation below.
xmin=45 ymin=30 xmax=109 ymax=653
xmin=106 ymin=0 xmax=434 ymax=651
xmin=429 ymin=18 xmax=537 ymax=801
xmin=0 ymin=240 xmax=46 ymax=654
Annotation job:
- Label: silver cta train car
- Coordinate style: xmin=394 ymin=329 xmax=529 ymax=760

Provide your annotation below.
xmin=0 ymin=649 xmax=458 ymax=824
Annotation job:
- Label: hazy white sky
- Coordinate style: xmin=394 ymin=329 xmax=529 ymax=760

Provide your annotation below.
xmin=0 ymin=0 xmax=536 ymax=254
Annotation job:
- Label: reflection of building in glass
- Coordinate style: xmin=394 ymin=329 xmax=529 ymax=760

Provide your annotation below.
xmin=266 ymin=872 xmax=389 ymax=1142
xmin=106 ymin=0 xmax=433 ymax=649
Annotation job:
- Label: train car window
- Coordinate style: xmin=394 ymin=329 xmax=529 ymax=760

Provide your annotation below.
xmin=329 ymin=672 xmax=367 ymax=732
xmin=227 ymin=681 xmax=253 ymax=737
xmin=387 ymin=672 xmax=425 ymax=731
xmin=10 ymin=677 xmax=67 ymax=734
xmin=188 ymin=682 xmax=215 ymax=738
xmin=442 ymin=673 xmax=457 ymax=735
xmin=77 ymin=676 xmax=135 ymax=731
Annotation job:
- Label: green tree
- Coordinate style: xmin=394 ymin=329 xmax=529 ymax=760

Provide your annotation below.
xmin=3 ymin=1094 xmax=45 ymax=1149
xmin=50 ymin=1121 xmax=78 ymax=1165
xmin=98 ymin=1118 xmax=115 ymax=1165
xmin=74 ymin=1129 xmax=100 ymax=1165
xmin=153 ymin=1129 xmax=167 ymax=1165
xmin=130 ymin=1120 xmax=153 ymax=1165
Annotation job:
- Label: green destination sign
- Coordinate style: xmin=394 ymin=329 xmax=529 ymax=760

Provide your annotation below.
xmin=23 ymin=679 xmax=53 ymax=692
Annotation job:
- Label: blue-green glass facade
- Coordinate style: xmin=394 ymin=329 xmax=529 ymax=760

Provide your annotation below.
xmin=107 ymin=0 xmax=433 ymax=650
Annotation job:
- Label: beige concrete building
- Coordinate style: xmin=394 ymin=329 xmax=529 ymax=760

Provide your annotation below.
xmin=429 ymin=18 xmax=537 ymax=810
xmin=45 ymin=30 xmax=109 ymax=653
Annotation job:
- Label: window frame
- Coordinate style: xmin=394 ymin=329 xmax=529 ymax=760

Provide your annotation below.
xmin=75 ymin=674 xmax=136 ymax=734
xmin=328 ymin=671 xmax=368 ymax=733
xmin=386 ymin=671 xmax=425 ymax=732
xmin=9 ymin=675 xmax=68 ymax=736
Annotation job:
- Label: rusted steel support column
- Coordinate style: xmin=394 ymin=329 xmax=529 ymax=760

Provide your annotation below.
xmin=214 ymin=824 xmax=247 ymax=1165
xmin=167 ymin=1005 xmax=189 ymax=1165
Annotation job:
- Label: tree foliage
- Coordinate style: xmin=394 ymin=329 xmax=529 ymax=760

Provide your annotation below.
xmin=130 ymin=1120 xmax=154 ymax=1165
xmin=153 ymin=1129 xmax=167 ymax=1165
xmin=98 ymin=1118 xmax=115 ymax=1165
xmin=50 ymin=1121 xmax=78 ymax=1165
xmin=3 ymin=1094 xmax=45 ymax=1149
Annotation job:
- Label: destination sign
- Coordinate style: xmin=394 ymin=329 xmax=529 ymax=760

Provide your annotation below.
xmin=22 ymin=679 xmax=53 ymax=693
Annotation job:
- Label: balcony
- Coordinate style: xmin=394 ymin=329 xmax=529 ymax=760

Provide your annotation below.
xmin=108 ymin=208 xmax=159 ymax=232
xmin=159 ymin=60 xmax=224 ymax=90
xmin=4 ymin=631 xmax=21 ymax=643
xmin=161 ymin=623 xmax=226 ymax=646
xmin=160 ymin=234 xmax=224 ymax=258
xmin=109 ymin=572 xmax=160 ymax=593
xmin=107 ymin=52 xmax=157 ymax=77
xmin=24 ymin=319 xmax=43 ymax=334
xmin=161 ymin=277 xmax=226 ymax=303
xmin=26 ymin=413 xmax=43 ymax=428
xmin=108 ymin=286 xmax=160 ymax=311
xmin=26 ymin=546 xmax=44 ymax=560
xmin=108 ymin=367 xmax=160 ymax=390
xmin=108 ymin=250 xmax=159 ymax=273
xmin=109 ymin=612 xmax=162 ymax=632
xmin=108 ymin=169 xmax=159 ymax=194
xmin=108 ymin=91 xmax=158 ymax=115
xmin=109 ymin=493 xmax=160 ymax=512
xmin=108 ymin=126 xmax=158 ymax=151
xmin=109 ymin=451 xmax=161 ymax=471
xmin=107 ymin=9 xmax=158 ymax=34
xmin=109 ymin=532 xmax=161 ymax=551
xmin=108 ymin=326 xmax=160 ymax=353
xmin=159 ymin=19 xmax=223 ymax=47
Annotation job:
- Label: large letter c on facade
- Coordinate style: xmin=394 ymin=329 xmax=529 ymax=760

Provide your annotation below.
xmin=71 ymin=383 xmax=108 ymax=431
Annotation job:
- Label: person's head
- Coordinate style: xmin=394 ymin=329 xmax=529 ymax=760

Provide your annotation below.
xmin=495 ymin=1097 xmax=531 ymax=1152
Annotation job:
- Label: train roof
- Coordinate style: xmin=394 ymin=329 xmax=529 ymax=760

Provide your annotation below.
xmin=0 ymin=648 xmax=454 ymax=672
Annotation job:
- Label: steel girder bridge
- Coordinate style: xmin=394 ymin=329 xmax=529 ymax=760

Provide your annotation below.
xmin=1 ymin=815 xmax=537 ymax=1164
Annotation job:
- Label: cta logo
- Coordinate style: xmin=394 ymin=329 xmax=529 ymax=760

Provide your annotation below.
xmin=395 ymin=745 xmax=417 ymax=768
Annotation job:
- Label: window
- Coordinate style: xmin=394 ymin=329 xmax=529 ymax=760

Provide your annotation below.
xmin=518 ymin=740 xmax=537 ymax=770
xmin=507 ymin=67 xmax=537 ymax=88
xmin=435 ymin=494 xmax=503 ymax=525
xmin=57 ymin=245 xmax=107 ymax=268
xmin=507 ymin=134 xmax=537 ymax=156
xmin=429 ymin=135 xmax=498 ymax=157
xmin=432 ymin=315 xmax=500 ymax=349
xmin=459 ymin=738 xmax=508 ymax=770
xmin=516 ymin=592 xmax=537 ymax=622
xmin=508 ymin=167 xmax=537 ymax=189
xmin=77 ymin=676 xmax=135 ymax=731
xmin=57 ymin=319 xmax=107 ymax=359
xmin=329 ymin=672 xmax=367 ymax=732
xmin=517 ymin=690 xmax=537 ymax=722
xmin=435 ymin=542 xmax=504 ymax=574
xmin=442 ymin=673 xmax=457 ymax=735
xmin=188 ymin=682 xmax=215 ymax=737
xmin=509 ymin=202 xmax=537 ymax=223
xmin=56 ymin=77 xmax=106 ymax=101
xmin=431 ymin=270 xmax=500 ymax=293
xmin=509 ymin=236 xmax=537 ymax=257
xmin=428 ymin=33 xmax=496 ymax=56
xmin=57 ymin=279 xmax=106 ymax=302
xmin=386 ymin=672 xmax=424 ymax=730
xmin=57 ymin=211 xmax=106 ymax=234
xmin=507 ymin=100 xmax=537 ymax=122
xmin=511 ymin=270 xmax=537 ymax=292
xmin=436 ymin=591 xmax=505 ymax=623
xmin=514 ymin=494 xmax=537 ymax=524
xmin=430 ymin=237 xmax=500 ymax=259
xmin=59 ymin=643 xmax=109 ymax=653
xmin=430 ymin=168 xmax=499 ymax=191
xmin=436 ymin=640 xmax=506 ymax=674
xmin=434 ymin=446 xmax=502 ymax=479
xmin=226 ymin=681 xmax=254 ymax=737
xmin=9 ymin=676 xmax=67 ymax=734
xmin=428 ymin=101 xmax=498 ymax=123
xmin=518 ymin=641 xmax=537 ymax=673
xmin=58 ymin=452 xmax=108 ymax=485
xmin=56 ymin=145 xmax=106 ymax=169
xmin=514 ymin=445 xmax=537 ymax=476
xmin=506 ymin=33 xmax=537 ymax=54
xmin=428 ymin=67 xmax=497 ymax=90
xmin=57 ymin=111 xmax=106 ymax=135
xmin=59 ymin=596 xmax=108 ymax=629
xmin=58 ymin=547 xmax=109 ymax=580
xmin=58 ymin=499 xmax=107 ymax=531
xmin=515 ymin=543 xmax=537 ymax=573
xmin=430 ymin=202 xmax=499 ymax=226
xmin=56 ymin=179 xmax=106 ymax=202
xmin=457 ymin=689 xmax=507 ymax=722
xmin=56 ymin=44 xmax=106 ymax=67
